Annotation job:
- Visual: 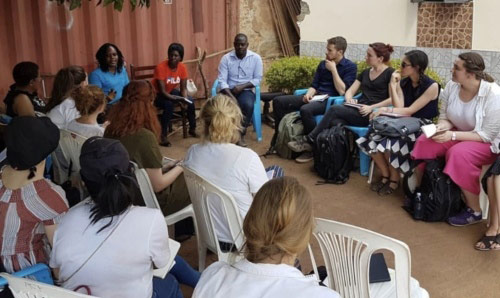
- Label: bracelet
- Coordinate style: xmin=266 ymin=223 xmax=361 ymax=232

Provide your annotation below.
xmin=451 ymin=132 xmax=457 ymax=141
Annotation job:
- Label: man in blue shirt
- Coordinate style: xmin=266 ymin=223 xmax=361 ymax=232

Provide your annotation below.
xmin=217 ymin=33 xmax=263 ymax=147
xmin=270 ymin=36 xmax=357 ymax=162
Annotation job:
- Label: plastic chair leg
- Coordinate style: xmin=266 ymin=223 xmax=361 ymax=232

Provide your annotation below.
xmin=252 ymin=101 xmax=263 ymax=142
xmin=359 ymin=151 xmax=370 ymax=176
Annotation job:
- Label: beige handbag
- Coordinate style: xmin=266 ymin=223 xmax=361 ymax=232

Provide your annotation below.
xmin=186 ymin=79 xmax=198 ymax=97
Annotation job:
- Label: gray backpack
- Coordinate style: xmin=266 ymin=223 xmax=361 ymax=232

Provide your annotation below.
xmin=371 ymin=116 xmax=423 ymax=138
xmin=276 ymin=112 xmax=304 ymax=159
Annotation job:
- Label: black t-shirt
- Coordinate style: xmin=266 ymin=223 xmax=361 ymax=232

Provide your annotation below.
xmin=357 ymin=67 xmax=394 ymax=105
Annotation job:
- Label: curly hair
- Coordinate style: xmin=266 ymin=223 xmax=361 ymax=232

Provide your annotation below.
xmin=72 ymin=85 xmax=106 ymax=116
xmin=200 ymin=94 xmax=242 ymax=144
xmin=96 ymin=43 xmax=125 ymax=73
xmin=105 ymin=80 xmax=161 ymax=140
xmin=243 ymin=177 xmax=314 ymax=264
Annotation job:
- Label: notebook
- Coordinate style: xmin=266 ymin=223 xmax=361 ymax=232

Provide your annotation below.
xmin=369 ymin=253 xmax=391 ymax=283
xmin=343 ymin=103 xmax=364 ymax=109
xmin=153 ymin=239 xmax=181 ymax=279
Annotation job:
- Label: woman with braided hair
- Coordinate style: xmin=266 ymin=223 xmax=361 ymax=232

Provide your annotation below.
xmin=411 ymin=52 xmax=500 ymax=227
xmin=193 ymin=177 xmax=339 ymax=298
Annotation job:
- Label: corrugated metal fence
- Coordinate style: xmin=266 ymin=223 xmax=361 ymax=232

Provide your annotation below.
xmin=0 ymin=0 xmax=239 ymax=99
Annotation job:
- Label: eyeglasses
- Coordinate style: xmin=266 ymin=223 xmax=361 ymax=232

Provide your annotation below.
xmin=401 ymin=61 xmax=411 ymax=68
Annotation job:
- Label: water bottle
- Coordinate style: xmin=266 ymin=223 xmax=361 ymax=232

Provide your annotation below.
xmin=413 ymin=192 xmax=425 ymax=220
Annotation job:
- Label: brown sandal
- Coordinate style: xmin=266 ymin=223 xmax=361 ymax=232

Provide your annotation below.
xmin=378 ymin=180 xmax=399 ymax=196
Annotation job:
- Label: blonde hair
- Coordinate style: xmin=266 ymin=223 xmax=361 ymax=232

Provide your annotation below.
xmin=200 ymin=94 xmax=242 ymax=143
xmin=243 ymin=177 xmax=314 ymax=263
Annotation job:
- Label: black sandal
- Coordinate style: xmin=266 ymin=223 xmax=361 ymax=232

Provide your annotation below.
xmin=378 ymin=180 xmax=399 ymax=196
xmin=475 ymin=234 xmax=499 ymax=251
xmin=370 ymin=176 xmax=389 ymax=192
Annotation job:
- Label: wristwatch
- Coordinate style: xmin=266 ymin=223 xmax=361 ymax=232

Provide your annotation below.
xmin=451 ymin=132 xmax=457 ymax=141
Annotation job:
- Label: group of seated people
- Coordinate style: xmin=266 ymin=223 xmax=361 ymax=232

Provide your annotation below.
xmin=268 ymin=36 xmax=500 ymax=250
xmin=1 ymin=30 xmax=500 ymax=298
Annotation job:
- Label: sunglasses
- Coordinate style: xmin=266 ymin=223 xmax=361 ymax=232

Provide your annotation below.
xmin=401 ymin=61 xmax=411 ymax=68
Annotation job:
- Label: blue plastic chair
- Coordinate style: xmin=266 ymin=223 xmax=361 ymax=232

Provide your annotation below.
xmin=211 ymin=80 xmax=262 ymax=142
xmin=0 ymin=263 xmax=54 ymax=287
xmin=332 ymin=93 xmax=370 ymax=176
xmin=292 ymin=89 xmax=342 ymax=124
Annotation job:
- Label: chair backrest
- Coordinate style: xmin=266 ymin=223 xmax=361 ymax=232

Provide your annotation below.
xmin=311 ymin=218 xmax=411 ymax=298
xmin=131 ymin=162 xmax=161 ymax=209
xmin=182 ymin=166 xmax=245 ymax=257
xmin=58 ymin=129 xmax=88 ymax=179
xmin=130 ymin=64 xmax=156 ymax=80
xmin=0 ymin=273 xmax=97 ymax=298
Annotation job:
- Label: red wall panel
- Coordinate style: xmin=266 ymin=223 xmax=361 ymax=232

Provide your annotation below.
xmin=0 ymin=0 xmax=239 ymax=99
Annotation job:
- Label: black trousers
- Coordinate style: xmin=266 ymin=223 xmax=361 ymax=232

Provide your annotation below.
xmin=308 ymin=105 xmax=370 ymax=141
xmin=155 ymin=89 xmax=196 ymax=137
xmin=271 ymin=95 xmax=327 ymax=145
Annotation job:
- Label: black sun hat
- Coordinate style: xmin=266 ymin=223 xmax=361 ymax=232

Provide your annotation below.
xmin=5 ymin=116 xmax=59 ymax=171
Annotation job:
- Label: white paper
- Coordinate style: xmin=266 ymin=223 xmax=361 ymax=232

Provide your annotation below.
xmin=421 ymin=124 xmax=437 ymax=138
xmin=310 ymin=94 xmax=328 ymax=102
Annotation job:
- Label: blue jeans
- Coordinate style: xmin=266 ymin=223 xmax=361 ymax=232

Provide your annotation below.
xmin=235 ymin=90 xmax=255 ymax=130
xmin=151 ymin=256 xmax=200 ymax=298
xmin=155 ymin=89 xmax=196 ymax=137
xmin=169 ymin=256 xmax=200 ymax=288
xmin=152 ymin=275 xmax=182 ymax=298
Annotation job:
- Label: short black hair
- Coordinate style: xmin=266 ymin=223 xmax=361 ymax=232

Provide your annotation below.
xmin=95 ymin=43 xmax=125 ymax=73
xmin=168 ymin=43 xmax=184 ymax=61
xmin=234 ymin=33 xmax=248 ymax=43
xmin=12 ymin=62 xmax=39 ymax=86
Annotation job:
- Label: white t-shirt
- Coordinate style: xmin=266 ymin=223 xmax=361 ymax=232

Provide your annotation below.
xmin=47 ymin=97 xmax=80 ymax=129
xmin=184 ymin=142 xmax=268 ymax=243
xmin=193 ymin=260 xmax=340 ymax=298
xmin=50 ymin=202 xmax=169 ymax=298
xmin=446 ymin=92 xmax=478 ymax=131
xmin=66 ymin=119 xmax=105 ymax=138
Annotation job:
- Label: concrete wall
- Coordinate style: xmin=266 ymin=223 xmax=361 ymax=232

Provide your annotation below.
xmin=299 ymin=0 xmax=418 ymax=47
xmin=473 ymin=0 xmax=500 ymax=51
xmin=239 ymin=0 xmax=283 ymax=90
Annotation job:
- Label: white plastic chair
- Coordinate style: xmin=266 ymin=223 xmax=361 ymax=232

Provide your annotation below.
xmin=182 ymin=166 xmax=245 ymax=270
xmin=0 ymin=273 xmax=97 ymax=298
xmin=53 ymin=129 xmax=88 ymax=186
xmin=309 ymin=218 xmax=429 ymax=298
xmin=131 ymin=162 xmax=198 ymax=226
xmin=479 ymin=164 xmax=491 ymax=220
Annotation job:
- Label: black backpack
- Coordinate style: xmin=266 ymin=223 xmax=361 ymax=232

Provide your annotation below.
xmin=313 ymin=125 xmax=354 ymax=184
xmin=403 ymin=159 xmax=464 ymax=222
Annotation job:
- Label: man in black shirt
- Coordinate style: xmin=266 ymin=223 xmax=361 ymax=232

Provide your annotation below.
xmin=269 ymin=36 xmax=357 ymax=163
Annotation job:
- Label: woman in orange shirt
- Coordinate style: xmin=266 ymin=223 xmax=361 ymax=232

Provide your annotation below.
xmin=153 ymin=43 xmax=197 ymax=146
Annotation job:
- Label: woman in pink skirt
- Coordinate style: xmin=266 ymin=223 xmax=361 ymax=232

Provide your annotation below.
xmin=411 ymin=52 xmax=500 ymax=226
